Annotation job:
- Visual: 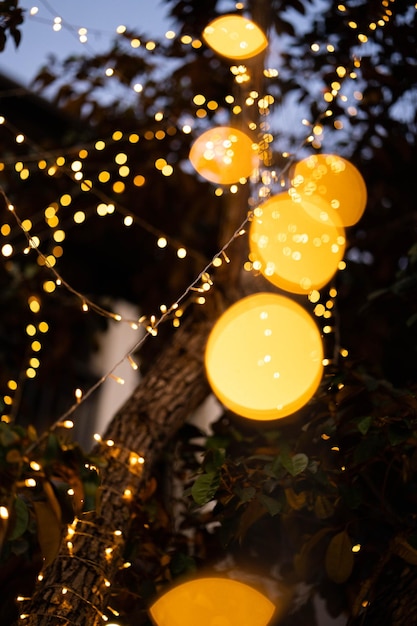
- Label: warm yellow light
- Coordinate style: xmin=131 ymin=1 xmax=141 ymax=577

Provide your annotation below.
xmin=203 ymin=15 xmax=268 ymax=60
xmin=149 ymin=577 xmax=275 ymax=626
xmin=0 ymin=506 xmax=9 ymax=519
xmin=205 ymin=293 xmax=323 ymax=420
xmin=290 ymin=154 xmax=367 ymax=226
xmin=189 ymin=126 xmax=258 ymax=185
xmin=249 ymin=193 xmax=346 ymax=294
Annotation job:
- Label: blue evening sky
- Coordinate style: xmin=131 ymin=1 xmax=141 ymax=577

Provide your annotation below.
xmin=0 ymin=0 xmax=172 ymax=85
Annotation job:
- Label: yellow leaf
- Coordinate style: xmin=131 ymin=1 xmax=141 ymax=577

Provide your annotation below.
xmin=27 ymin=425 xmax=37 ymax=441
xmin=314 ymin=495 xmax=334 ymax=519
xmin=285 ymin=488 xmax=306 ymax=510
xmin=294 ymin=527 xmax=332 ymax=579
xmin=325 ymin=531 xmax=354 ymax=583
xmin=160 ymin=554 xmax=171 ymax=567
xmin=6 ymin=449 xmax=22 ymax=464
xmin=33 ymin=501 xmax=62 ymax=567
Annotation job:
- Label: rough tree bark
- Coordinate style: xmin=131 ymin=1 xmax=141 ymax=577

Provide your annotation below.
xmin=346 ymin=560 xmax=417 ymax=626
xmin=18 ymin=310 xmax=218 ymax=625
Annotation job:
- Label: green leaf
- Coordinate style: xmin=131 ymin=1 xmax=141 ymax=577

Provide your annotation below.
xmin=387 ymin=425 xmax=408 ymax=446
xmin=204 ymin=448 xmax=225 ymax=473
xmin=8 ymin=496 xmax=29 ymax=541
xmin=281 ymin=453 xmax=309 ymax=477
xmin=353 ymin=434 xmax=383 ymax=465
xmin=357 ymin=415 xmax=372 ymax=435
xmin=325 ymin=531 xmax=354 ymax=583
xmin=169 ymin=552 xmax=196 ymax=576
xmin=258 ymin=493 xmax=282 ymax=516
xmin=206 ymin=435 xmax=230 ymax=450
xmin=406 ymin=312 xmax=417 ymax=328
xmin=191 ymin=471 xmax=220 ymax=506
xmin=234 ymin=486 xmax=256 ymax=502
xmin=266 ymin=455 xmax=286 ymax=479
xmin=83 ymin=480 xmax=100 ymax=512
xmin=0 ymin=423 xmax=20 ymax=447
xmin=44 ymin=433 xmax=60 ymax=463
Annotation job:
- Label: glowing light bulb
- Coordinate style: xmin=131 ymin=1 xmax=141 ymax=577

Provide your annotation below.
xmin=249 ymin=193 xmax=346 ymax=294
xmin=203 ymin=15 xmax=268 ymax=60
xmin=150 ymin=577 xmax=275 ymax=626
xmin=189 ymin=126 xmax=258 ymax=185
xmin=205 ymin=293 xmax=323 ymax=420
xmin=290 ymin=154 xmax=367 ymax=226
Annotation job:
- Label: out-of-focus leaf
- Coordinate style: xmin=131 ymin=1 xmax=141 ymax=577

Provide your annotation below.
xmin=236 ymin=498 xmax=267 ymax=541
xmin=258 ymin=493 xmax=281 ymax=516
xmin=282 ymin=453 xmax=309 ymax=477
xmin=387 ymin=425 xmax=409 ymax=446
xmin=285 ymin=487 xmax=307 ymax=510
xmin=357 ymin=415 xmax=372 ymax=435
xmin=191 ymin=471 xmax=220 ymax=506
xmin=43 ymin=480 xmax=62 ymax=523
xmin=206 ymin=435 xmax=230 ymax=450
xmin=314 ymin=495 xmax=334 ymax=519
xmin=204 ymin=447 xmax=225 ymax=473
xmin=406 ymin=312 xmax=417 ymax=328
xmin=33 ymin=501 xmax=62 ymax=567
xmin=0 ymin=423 xmax=20 ymax=447
xmin=44 ymin=433 xmax=60 ymax=463
xmin=11 ymin=25 xmax=21 ymax=47
xmin=49 ymin=479 xmax=76 ymax=523
xmin=5 ymin=448 xmax=21 ymax=464
xmin=8 ymin=496 xmax=29 ymax=541
xmin=295 ymin=527 xmax=332 ymax=579
xmin=234 ymin=486 xmax=256 ymax=502
xmin=325 ymin=531 xmax=354 ymax=583
xmin=339 ymin=485 xmax=362 ymax=510
xmin=27 ymin=425 xmax=37 ymax=441
xmin=169 ymin=551 xmax=196 ymax=576
xmin=0 ymin=28 xmax=6 ymax=52
xmin=353 ymin=434 xmax=383 ymax=465
xmin=9 ymin=537 xmax=29 ymax=557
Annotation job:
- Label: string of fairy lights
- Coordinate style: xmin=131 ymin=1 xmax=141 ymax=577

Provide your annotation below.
xmin=17 ymin=515 xmax=129 ymax=622
xmin=0 ymin=1 xmax=406 ymax=623
xmin=1 ymin=108 xmax=339 ymax=433
xmin=0 ymin=0 xmax=400 ymax=431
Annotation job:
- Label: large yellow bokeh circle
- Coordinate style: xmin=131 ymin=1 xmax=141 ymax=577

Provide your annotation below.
xmin=249 ymin=193 xmax=346 ymax=294
xmin=290 ymin=154 xmax=367 ymax=226
xmin=203 ymin=15 xmax=268 ymax=60
xmin=205 ymin=293 xmax=324 ymax=421
xmin=189 ymin=126 xmax=258 ymax=185
xmin=149 ymin=577 xmax=276 ymax=626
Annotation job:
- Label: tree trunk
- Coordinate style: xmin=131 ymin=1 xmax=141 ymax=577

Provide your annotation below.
xmin=347 ymin=560 xmax=417 ymax=626
xmin=18 ymin=311 xmax=217 ymax=625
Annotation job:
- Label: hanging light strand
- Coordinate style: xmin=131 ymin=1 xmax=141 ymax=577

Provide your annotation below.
xmin=0 ymin=115 xmax=206 ymax=265
xmin=22 ymin=209 xmax=251 ymax=455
